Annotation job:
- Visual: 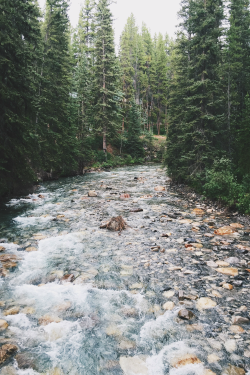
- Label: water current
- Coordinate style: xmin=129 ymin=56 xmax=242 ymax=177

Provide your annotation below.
xmin=0 ymin=165 xmax=249 ymax=375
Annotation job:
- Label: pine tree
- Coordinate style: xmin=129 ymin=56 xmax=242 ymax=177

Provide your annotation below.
xmin=226 ymin=0 xmax=250 ymax=175
xmin=166 ymin=0 xmax=225 ymax=183
xmin=154 ymin=33 xmax=169 ymax=135
xmin=38 ymin=0 xmax=78 ymax=175
xmin=0 ymin=0 xmax=41 ymax=195
xmin=126 ymin=101 xmax=144 ymax=158
xmin=93 ymin=0 xmax=122 ymax=153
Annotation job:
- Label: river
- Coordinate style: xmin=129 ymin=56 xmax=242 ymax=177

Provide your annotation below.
xmin=0 ymin=165 xmax=249 ymax=375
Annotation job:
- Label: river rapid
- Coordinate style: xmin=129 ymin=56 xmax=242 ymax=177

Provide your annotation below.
xmin=0 ymin=165 xmax=249 ymax=375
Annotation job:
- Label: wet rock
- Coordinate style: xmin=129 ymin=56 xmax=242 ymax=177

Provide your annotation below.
xmin=15 ymin=353 xmax=36 ymax=369
xmin=163 ymin=302 xmax=175 ymax=310
xmin=224 ymin=339 xmax=237 ymax=353
xmin=222 ymin=365 xmax=245 ymax=375
xmin=119 ymin=340 xmax=136 ymax=350
xmin=225 ymin=257 xmax=240 ymax=264
xmin=222 ymin=283 xmax=233 ymax=290
xmin=178 ymin=291 xmax=184 ymax=301
xmin=186 ymin=324 xmax=203 ymax=332
xmin=230 ymin=223 xmax=244 ymax=229
xmin=178 ymin=309 xmax=195 ymax=320
xmin=154 ymin=186 xmax=165 ymax=191
xmin=197 ymin=298 xmax=217 ymax=310
xmin=171 ymin=354 xmax=201 ymax=368
xmin=0 ymin=247 xmax=5 ymax=252
xmin=100 ymin=216 xmax=127 ymax=231
xmin=54 ymin=301 xmax=71 ymax=312
xmin=232 ymin=316 xmax=249 ymax=325
xmin=0 ymin=366 xmax=17 ymax=375
xmin=0 ymin=320 xmax=8 ymax=331
xmin=21 ymin=307 xmax=35 ymax=315
xmin=233 ymin=280 xmax=243 ymax=287
xmin=38 ymin=315 xmax=62 ymax=326
xmin=25 ymin=247 xmax=37 ymax=252
xmin=229 ymin=325 xmax=245 ymax=334
xmin=119 ymin=356 xmax=148 ymax=375
xmin=163 ymin=290 xmax=175 ymax=298
xmin=130 ymin=208 xmax=143 ymax=212
xmin=106 ymin=324 xmax=122 ymax=337
xmin=207 ymin=353 xmax=220 ymax=363
xmin=61 ymin=274 xmax=75 ymax=283
xmin=212 ymin=290 xmax=222 ymax=298
xmin=214 ymin=226 xmax=236 ymax=235
xmin=120 ymin=194 xmax=130 ymax=199
xmin=216 ymin=260 xmax=230 ymax=267
xmin=4 ymin=307 xmax=19 ymax=316
xmin=88 ymin=191 xmax=97 ymax=197
xmin=216 ymin=268 xmax=238 ymax=277
xmin=151 ymin=246 xmax=160 ymax=252
xmin=207 ymin=261 xmax=218 ymax=268
xmin=0 ymin=344 xmax=18 ymax=365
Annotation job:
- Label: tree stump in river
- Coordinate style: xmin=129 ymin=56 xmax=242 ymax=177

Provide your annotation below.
xmin=100 ymin=216 xmax=127 ymax=231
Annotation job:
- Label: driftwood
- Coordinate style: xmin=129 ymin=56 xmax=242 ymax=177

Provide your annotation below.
xmin=100 ymin=216 xmax=127 ymax=231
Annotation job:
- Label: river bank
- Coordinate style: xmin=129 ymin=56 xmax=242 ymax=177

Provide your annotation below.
xmin=0 ymin=165 xmax=249 ymax=374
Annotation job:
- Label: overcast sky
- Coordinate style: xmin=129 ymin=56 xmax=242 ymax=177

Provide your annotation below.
xmin=38 ymin=0 xmax=181 ymax=48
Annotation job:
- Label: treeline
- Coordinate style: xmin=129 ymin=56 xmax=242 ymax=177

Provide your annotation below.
xmin=1 ymin=0 xmax=167 ymax=197
xmin=166 ymin=0 xmax=250 ymax=213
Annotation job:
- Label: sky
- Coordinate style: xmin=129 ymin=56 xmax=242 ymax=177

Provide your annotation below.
xmin=37 ymin=0 xmax=181 ymax=48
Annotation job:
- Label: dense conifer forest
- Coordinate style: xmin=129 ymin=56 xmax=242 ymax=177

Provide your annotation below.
xmin=1 ymin=0 xmax=250 ymax=213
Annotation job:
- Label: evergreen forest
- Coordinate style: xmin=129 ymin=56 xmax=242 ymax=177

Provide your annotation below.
xmin=1 ymin=0 xmax=250 ymax=213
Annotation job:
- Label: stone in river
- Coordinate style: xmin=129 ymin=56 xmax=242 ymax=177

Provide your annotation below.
xmin=4 ymin=307 xmax=19 ymax=316
xmin=178 ymin=309 xmax=195 ymax=320
xmin=216 ymin=268 xmax=238 ymax=277
xmin=0 ymin=247 xmax=5 ymax=252
xmin=154 ymin=186 xmax=165 ymax=191
xmin=106 ymin=324 xmax=122 ymax=337
xmin=0 ymin=366 xmax=17 ymax=375
xmin=21 ymin=307 xmax=35 ymax=315
xmin=214 ymin=226 xmax=236 ymax=235
xmin=216 ymin=261 xmax=230 ymax=267
xmin=119 ymin=356 xmax=148 ymax=375
xmin=225 ymin=257 xmax=240 ymax=264
xmin=222 ymin=283 xmax=233 ymax=290
xmin=61 ymin=274 xmax=75 ymax=283
xmin=119 ymin=340 xmax=136 ymax=350
xmin=0 ymin=344 xmax=18 ymax=365
xmin=171 ymin=354 xmax=201 ymax=368
xmin=197 ymin=298 xmax=217 ymax=310
xmin=212 ymin=290 xmax=222 ymax=298
xmin=0 ymin=320 xmax=8 ymax=331
xmin=232 ymin=316 xmax=249 ymax=325
xmin=192 ymin=208 xmax=205 ymax=216
xmin=25 ymin=247 xmax=37 ymax=252
xmin=229 ymin=325 xmax=245 ymax=334
xmin=38 ymin=315 xmax=62 ymax=326
xmin=207 ymin=354 xmax=220 ymax=363
xmin=222 ymin=365 xmax=245 ymax=375
xmin=163 ymin=302 xmax=175 ymax=311
xmin=224 ymin=339 xmax=237 ymax=353
xmin=163 ymin=290 xmax=175 ymax=298
xmin=230 ymin=223 xmax=244 ymax=229
xmin=88 ymin=191 xmax=97 ymax=197
xmin=207 ymin=261 xmax=218 ymax=268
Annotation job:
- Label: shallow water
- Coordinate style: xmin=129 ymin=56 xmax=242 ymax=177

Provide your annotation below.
xmin=0 ymin=165 xmax=249 ymax=375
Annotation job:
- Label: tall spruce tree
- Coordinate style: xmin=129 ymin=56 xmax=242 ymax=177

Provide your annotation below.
xmin=93 ymin=0 xmax=121 ymax=153
xmin=38 ymin=0 xmax=77 ymax=175
xmin=126 ymin=100 xmax=144 ymax=158
xmin=226 ymin=0 xmax=250 ymax=176
xmin=0 ymin=0 xmax=41 ymax=195
xmin=166 ymin=0 xmax=225 ymax=183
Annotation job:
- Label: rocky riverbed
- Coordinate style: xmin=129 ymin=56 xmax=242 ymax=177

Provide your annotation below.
xmin=0 ymin=165 xmax=249 ymax=375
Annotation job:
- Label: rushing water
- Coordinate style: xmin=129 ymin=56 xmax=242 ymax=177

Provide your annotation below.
xmin=0 ymin=165 xmax=249 ymax=375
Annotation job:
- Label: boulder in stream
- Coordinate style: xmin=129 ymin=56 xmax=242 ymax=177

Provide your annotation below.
xmin=100 ymin=216 xmax=127 ymax=231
